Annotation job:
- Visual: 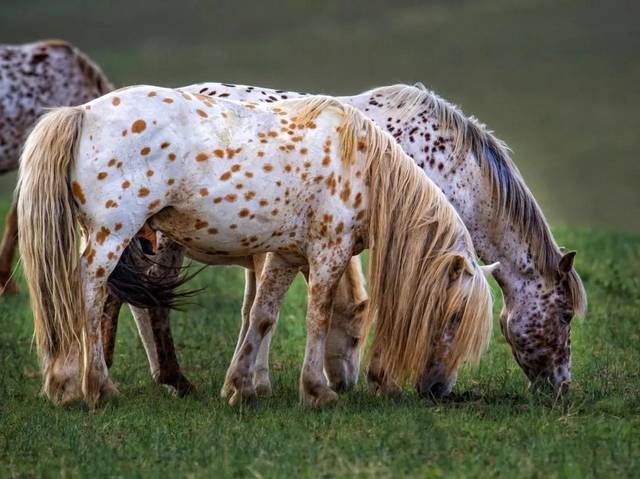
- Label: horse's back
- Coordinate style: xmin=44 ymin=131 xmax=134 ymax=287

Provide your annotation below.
xmin=72 ymin=86 xmax=364 ymax=264
xmin=0 ymin=40 xmax=109 ymax=173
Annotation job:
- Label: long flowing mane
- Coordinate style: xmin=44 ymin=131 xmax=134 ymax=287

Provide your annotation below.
xmin=367 ymin=83 xmax=586 ymax=315
xmin=288 ymin=96 xmax=493 ymax=384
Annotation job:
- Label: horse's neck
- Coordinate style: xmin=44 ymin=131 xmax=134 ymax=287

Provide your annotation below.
xmin=340 ymin=92 xmax=540 ymax=297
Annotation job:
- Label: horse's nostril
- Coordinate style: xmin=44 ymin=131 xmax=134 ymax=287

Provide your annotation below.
xmin=417 ymin=380 xmax=449 ymax=399
xmin=429 ymin=382 xmax=448 ymax=398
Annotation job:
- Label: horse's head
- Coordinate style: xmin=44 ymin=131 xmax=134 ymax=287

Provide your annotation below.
xmin=322 ymin=256 xmax=369 ymax=392
xmin=415 ymin=258 xmax=498 ymax=399
xmin=324 ymin=299 xmax=368 ymax=392
xmin=499 ymin=251 xmax=586 ymax=394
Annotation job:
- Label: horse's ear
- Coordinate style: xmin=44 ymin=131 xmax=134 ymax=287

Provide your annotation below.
xmin=480 ymin=262 xmax=500 ymax=277
xmin=352 ymin=299 xmax=368 ymax=315
xmin=450 ymin=255 xmax=472 ymax=281
xmin=558 ymin=251 xmax=577 ymax=274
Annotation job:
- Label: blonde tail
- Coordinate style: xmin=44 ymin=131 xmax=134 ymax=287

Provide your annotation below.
xmin=17 ymin=107 xmax=88 ymax=402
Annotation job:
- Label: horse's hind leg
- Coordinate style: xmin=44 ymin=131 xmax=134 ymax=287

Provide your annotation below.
xmin=0 ymin=201 xmax=18 ymax=294
xmin=62 ymin=220 xmax=151 ymax=405
xmin=51 ymin=234 xmax=129 ymax=405
xmin=221 ymin=267 xmax=257 ymax=398
xmin=129 ymin=305 xmax=194 ymax=396
xmin=101 ymin=292 xmax=123 ymax=369
xmin=226 ymin=254 xmax=298 ymax=406
xmin=222 ymin=258 xmax=277 ymax=398
xmin=127 ymin=235 xmax=194 ymax=396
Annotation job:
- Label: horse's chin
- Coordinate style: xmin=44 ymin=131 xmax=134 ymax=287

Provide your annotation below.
xmin=325 ymin=357 xmax=358 ymax=393
xmin=415 ymin=373 xmax=456 ymax=399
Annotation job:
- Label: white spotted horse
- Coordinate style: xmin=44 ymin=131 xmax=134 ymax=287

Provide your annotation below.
xmin=0 ymin=41 xmax=368 ymax=397
xmin=108 ymin=82 xmax=586 ymax=397
xmin=18 ymin=87 xmax=495 ymax=407
xmin=0 ymin=39 xmax=113 ymax=294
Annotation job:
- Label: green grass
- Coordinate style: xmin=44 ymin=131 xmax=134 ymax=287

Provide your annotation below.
xmin=0 ymin=196 xmax=639 ymax=477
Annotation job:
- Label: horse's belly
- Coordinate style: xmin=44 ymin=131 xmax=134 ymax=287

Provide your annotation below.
xmin=149 ymin=203 xmax=302 ymax=260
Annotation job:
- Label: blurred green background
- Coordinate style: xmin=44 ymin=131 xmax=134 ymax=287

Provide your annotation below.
xmin=1 ymin=0 xmax=638 ymax=232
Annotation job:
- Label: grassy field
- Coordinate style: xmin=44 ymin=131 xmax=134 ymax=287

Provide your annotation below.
xmin=1 ymin=198 xmax=639 ymax=477
xmin=1 ymin=0 xmax=639 ymax=477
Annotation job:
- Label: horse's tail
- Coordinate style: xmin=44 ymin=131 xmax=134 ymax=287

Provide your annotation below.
xmin=107 ymin=237 xmax=203 ymax=310
xmin=17 ymin=106 xmax=88 ymax=402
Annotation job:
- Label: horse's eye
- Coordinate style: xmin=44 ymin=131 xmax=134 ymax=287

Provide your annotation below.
xmin=351 ymin=336 xmax=360 ymax=347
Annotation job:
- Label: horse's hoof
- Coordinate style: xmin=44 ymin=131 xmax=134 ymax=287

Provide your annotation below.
xmin=367 ymin=377 xmax=401 ymax=397
xmin=228 ymin=386 xmax=257 ymax=407
xmin=301 ymin=385 xmax=338 ymax=408
xmin=159 ymin=373 xmax=195 ymax=397
xmin=174 ymin=375 xmax=195 ymax=397
xmin=314 ymin=389 xmax=338 ymax=408
xmin=220 ymin=382 xmax=232 ymax=399
xmin=99 ymin=379 xmax=122 ymax=404
xmin=369 ymin=381 xmax=402 ymax=397
xmin=255 ymin=381 xmax=272 ymax=397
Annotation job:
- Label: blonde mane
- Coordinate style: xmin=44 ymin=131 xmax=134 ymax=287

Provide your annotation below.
xmin=285 ymin=95 xmax=494 ymax=384
xmin=366 ymin=83 xmax=586 ymax=315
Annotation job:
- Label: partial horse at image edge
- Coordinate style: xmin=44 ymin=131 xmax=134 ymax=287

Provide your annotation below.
xmin=0 ymin=39 xmax=113 ymax=295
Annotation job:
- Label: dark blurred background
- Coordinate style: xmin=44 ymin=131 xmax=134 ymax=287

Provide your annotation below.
xmin=1 ymin=0 xmax=638 ymax=232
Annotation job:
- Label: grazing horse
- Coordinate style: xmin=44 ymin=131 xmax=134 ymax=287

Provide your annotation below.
xmin=106 ymin=82 xmax=586 ymax=396
xmin=0 ymin=39 xmax=112 ymax=294
xmin=18 ymin=87 xmax=494 ymax=407
xmin=0 ymin=40 xmax=364 ymax=396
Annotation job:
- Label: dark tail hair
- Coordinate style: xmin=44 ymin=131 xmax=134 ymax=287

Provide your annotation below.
xmin=107 ymin=239 xmax=203 ymax=310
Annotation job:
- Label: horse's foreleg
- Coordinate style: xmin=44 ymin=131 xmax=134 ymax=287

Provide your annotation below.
xmin=299 ymin=250 xmax=352 ymax=408
xmin=254 ymin=325 xmax=274 ymax=397
xmin=0 ymin=201 xmax=18 ymax=295
xmin=225 ymin=254 xmax=297 ymax=406
xmin=250 ymin=254 xmax=276 ymax=397
xmin=366 ymin=345 xmax=402 ymax=397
